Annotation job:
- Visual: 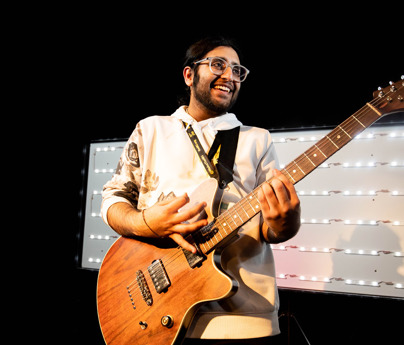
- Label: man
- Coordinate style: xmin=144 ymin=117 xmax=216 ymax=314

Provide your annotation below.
xmin=101 ymin=37 xmax=301 ymax=344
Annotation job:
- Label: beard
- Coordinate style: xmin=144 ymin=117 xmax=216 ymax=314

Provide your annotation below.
xmin=192 ymin=74 xmax=239 ymax=115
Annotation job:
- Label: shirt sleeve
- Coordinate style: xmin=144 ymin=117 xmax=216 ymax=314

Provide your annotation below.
xmin=255 ymin=131 xmax=279 ymax=187
xmin=101 ymin=123 xmax=144 ymax=226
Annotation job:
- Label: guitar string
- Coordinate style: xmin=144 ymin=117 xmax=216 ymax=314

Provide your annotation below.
xmin=124 ymin=82 xmax=402 ymax=299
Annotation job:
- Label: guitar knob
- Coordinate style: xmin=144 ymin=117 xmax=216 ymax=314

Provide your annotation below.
xmin=161 ymin=315 xmax=174 ymax=328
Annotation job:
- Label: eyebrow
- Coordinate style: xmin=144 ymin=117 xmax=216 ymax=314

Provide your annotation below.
xmin=210 ymin=55 xmax=242 ymax=66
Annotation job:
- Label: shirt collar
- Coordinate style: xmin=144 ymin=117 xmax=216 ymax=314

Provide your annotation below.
xmin=172 ymin=106 xmax=242 ymax=131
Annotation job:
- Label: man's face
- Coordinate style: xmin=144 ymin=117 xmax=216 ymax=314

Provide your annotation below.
xmin=191 ymin=46 xmax=242 ymax=115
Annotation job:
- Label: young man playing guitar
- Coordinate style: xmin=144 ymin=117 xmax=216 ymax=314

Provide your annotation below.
xmin=101 ymin=37 xmax=301 ymax=344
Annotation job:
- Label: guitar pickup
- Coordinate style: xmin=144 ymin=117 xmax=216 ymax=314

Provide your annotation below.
xmin=148 ymin=259 xmax=171 ymax=294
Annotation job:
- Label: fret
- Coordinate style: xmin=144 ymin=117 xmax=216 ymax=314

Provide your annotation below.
xmin=326 ymin=135 xmax=339 ymax=149
xmin=303 ymin=152 xmax=316 ymax=167
xmin=314 ymin=144 xmax=328 ymax=158
xmin=352 ymin=115 xmax=366 ymax=128
xmin=294 ymin=160 xmax=306 ymax=176
xmin=338 ymin=125 xmax=352 ymax=139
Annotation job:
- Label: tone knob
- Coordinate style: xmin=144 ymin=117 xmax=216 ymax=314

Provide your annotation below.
xmin=161 ymin=315 xmax=174 ymax=328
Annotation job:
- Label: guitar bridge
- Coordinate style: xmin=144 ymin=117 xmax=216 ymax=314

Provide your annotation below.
xmin=136 ymin=270 xmax=153 ymax=306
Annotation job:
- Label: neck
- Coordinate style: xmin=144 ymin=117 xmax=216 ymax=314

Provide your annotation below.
xmin=186 ymin=101 xmax=224 ymax=122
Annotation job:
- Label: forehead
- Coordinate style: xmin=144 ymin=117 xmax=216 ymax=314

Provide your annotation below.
xmin=204 ymin=46 xmax=240 ymax=65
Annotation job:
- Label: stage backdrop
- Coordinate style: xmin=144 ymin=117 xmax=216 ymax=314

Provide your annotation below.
xmin=78 ymin=124 xmax=404 ymax=298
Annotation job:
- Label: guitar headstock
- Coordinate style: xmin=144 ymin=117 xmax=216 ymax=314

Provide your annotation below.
xmin=372 ymin=76 xmax=404 ymax=115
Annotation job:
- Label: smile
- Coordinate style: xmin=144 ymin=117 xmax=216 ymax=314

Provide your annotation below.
xmin=213 ymin=85 xmax=232 ymax=93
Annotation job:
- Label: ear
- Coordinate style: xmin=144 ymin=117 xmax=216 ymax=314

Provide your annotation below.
xmin=183 ymin=66 xmax=193 ymax=87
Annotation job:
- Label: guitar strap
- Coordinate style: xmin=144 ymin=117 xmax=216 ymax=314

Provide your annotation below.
xmin=182 ymin=121 xmax=240 ymax=189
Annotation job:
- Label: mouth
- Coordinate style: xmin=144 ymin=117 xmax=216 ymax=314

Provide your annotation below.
xmin=212 ymin=84 xmax=232 ymax=94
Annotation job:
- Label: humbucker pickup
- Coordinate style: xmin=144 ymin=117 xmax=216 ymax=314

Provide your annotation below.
xmin=148 ymin=259 xmax=171 ymax=293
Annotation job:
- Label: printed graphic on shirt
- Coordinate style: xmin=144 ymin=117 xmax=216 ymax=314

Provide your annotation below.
xmin=158 ymin=191 xmax=176 ymax=202
xmin=112 ymin=181 xmax=139 ymax=207
xmin=127 ymin=142 xmax=140 ymax=167
xmin=140 ymin=169 xmax=159 ymax=194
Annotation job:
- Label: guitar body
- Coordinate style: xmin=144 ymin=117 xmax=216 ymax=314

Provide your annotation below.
xmin=97 ymin=179 xmax=238 ymax=345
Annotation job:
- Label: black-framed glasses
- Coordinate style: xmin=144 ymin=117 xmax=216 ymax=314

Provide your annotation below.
xmin=193 ymin=56 xmax=250 ymax=82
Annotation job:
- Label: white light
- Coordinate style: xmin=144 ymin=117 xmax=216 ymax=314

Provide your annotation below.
xmin=91 ymin=212 xmax=97 ymax=217
xmin=343 ymin=162 xmax=350 ymax=167
xmin=344 ymin=220 xmax=351 ymax=224
xmin=395 ymin=283 xmax=403 ymax=289
xmin=369 ymin=190 xmax=376 ymax=195
xmin=90 ymin=234 xmax=95 ymax=239
xmin=278 ymin=274 xmax=286 ymax=279
xmin=389 ymin=132 xmax=396 ymax=137
xmin=346 ymin=279 xmax=352 ymax=284
xmin=344 ymin=191 xmax=350 ymax=195
xmin=355 ymin=162 xmax=362 ymax=167
xmin=310 ymin=190 xmax=316 ymax=195
xmin=393 ymin=221 xmax=401 ymax=226
xmin=390 ymin=161 xmax=397 ymax=167
xmin=356 ymin=191 xmax=362 ymax=195
xmin=392 ymin=191 xmax=399 ymax=196
xmin=320 ymin=163 xmax=329 ymax=168
xmin=299 ymin=191 xmax=305 ymax=195
xmin=300 ymin=246 xmax=306 ymax=252
xmin=88 ymin=257 xmax=94 ymax=262
xmin=94 ymin=169 xmax=100 ymax=173
xmin=394 ymin=252 xmax=404 ymax=257
xmin=322 ymin=190 xmax=329 ymax=195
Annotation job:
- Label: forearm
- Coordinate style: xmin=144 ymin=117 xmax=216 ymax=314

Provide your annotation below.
xmin=106 ymin=202 xmax=156 ymax=238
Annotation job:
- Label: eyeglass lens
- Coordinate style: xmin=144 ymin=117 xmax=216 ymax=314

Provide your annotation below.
xmin=210 ymin=57 xmax=248 ymax=82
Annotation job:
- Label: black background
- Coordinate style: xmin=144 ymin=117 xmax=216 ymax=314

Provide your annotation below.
xmin=51 ymin=6 xmax=404 ymax=345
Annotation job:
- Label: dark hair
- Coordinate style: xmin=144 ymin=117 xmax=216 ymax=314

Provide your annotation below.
xmin=178 ymin=36 xmax=243 ymax=106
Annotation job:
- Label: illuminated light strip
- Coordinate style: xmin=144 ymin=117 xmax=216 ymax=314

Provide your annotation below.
xmin=95 ymin=146 xmax=119 ymax=152
xmin=298 ymin=275 xmax=332 ymax=283
xmin=344 ymin=249 xmax=380 ymax=256
xmin=88 ymin=257 xmax=102 ymax=263
xmin=345 ymin=279 xmax=380 ymax=287
xmin=342 ymin=161 xmax=404 ymax=168
xmin=297 ymin=190 xmax=403 ymax=196
xmin=89 ymin=234 xmax=117 ymax=240
xmin=276 ymin=274 xmax=404 ymax=289
xmin=272 ymin=245 xmax=403 ymax=257
xmin=91 ymin=212 xmax=102 ymax=217
xmin=94 ymin=168 xmax=115 ymax=174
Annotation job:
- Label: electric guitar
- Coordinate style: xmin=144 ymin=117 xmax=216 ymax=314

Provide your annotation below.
xmin=97 ymin=78 xmax=403 ymax=344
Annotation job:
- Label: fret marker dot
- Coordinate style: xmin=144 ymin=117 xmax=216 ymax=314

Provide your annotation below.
xmin=293 ymin=169 xmax=296 ymax=173
xmin=337 ymin=135 xmax=341 ymax=139
xmin=313 ymin=154 xmax=317 ymax=157
xmin=234 ymin=215 xmax=237 ymax=218
xmin=223 ymin=223 xmax=227 ymax=226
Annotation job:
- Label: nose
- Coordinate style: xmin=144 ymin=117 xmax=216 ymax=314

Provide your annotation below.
xmin=221 ymin=66 xmax=234 ymax=81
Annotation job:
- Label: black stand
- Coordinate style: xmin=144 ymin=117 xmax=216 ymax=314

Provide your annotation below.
xmin=278 ymin=299 xmax=311 ymax=345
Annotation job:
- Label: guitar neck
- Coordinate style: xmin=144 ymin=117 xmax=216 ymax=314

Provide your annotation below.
xmin=194 ymin=79 xmax=403 ymax=255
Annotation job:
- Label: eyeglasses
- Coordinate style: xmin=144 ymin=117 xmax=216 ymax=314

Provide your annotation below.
xmin=193 ymin=56 xmax=250 ymax=82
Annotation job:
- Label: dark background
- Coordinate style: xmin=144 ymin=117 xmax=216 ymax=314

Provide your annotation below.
xmin=55 ymin=7 xmax=404 ymax=345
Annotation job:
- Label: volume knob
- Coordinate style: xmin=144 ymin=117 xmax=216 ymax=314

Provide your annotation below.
xmin=161 ymin=315 xmax=174 ymax=328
